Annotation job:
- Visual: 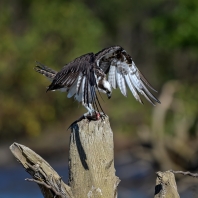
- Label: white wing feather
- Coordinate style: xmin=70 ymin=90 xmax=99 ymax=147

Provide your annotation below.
xmin=116 ymin=61 xmax=159 ymax=104
xmin=129 ymin=72 xmax=142 ymax=92
xmin=67 ymin=80 xmax=77 ymax=98
xmin=120 ymin=75 xmax=127 ymax=97
xmin=108 ymin=66 xmax=116 ymax=89
xmin=75 ymin=76 xmax=85 ymax=102
xmin=96 ymin=46 xmax=160 ymax=105
xmin=116 ymin=68 xmax=127 ymax=96
xmin=124 ymin=74 xmax=142 ymax=103
xmin=76 ymin=73 xmax=83 ymax=93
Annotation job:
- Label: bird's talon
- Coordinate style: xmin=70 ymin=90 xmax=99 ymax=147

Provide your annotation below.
xmin=99 ymin=112 xmax=106 ymax=120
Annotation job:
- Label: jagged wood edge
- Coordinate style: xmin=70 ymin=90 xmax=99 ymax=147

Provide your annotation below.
xmin=154 ymin=170 xmax=180 ymax=198
xmin=10 ymin=142 xmax=74 ymax=198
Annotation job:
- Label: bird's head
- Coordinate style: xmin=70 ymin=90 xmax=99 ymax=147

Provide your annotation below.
xmin=106 ymin=90 xmax=112 ymax=99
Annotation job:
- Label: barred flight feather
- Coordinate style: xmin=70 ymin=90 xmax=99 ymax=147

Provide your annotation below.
xmin=124 ymin=75 xmax=142 ymax=103
xmin=108 ymin=66 xmax=116 ymax=89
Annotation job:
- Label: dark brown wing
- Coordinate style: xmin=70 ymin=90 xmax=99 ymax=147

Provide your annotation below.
xmin=95 ymin=46 xmax=122 ymax=74
xmin=47 ymin=53 xmax=93 ymax=91
xmin=95 ymin=46 xmax=160 ymax=105
xmin=47 ymin=53 xmax=104 ymax=112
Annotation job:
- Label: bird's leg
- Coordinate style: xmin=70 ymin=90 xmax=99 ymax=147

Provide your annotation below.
xmin=83 ymin=103 xmax=100 ymax=120
xmin=99 ymin=112 xmax=107 ymax=120
xmin=67 ymin=103 xmax=100 ymax=129
xmin=84 ymin=104 xmax=106 ymax=120
xmin=84 ymin=103 xmax=94 ymax=116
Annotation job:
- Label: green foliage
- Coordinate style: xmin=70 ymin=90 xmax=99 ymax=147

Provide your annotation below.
xmin=1 ymin=0 xmax=198 ymax=143
xmin=0 ymin=0 xmax=104 ymax=139
xmin=147 ymin=0 xmax=198 ymax=49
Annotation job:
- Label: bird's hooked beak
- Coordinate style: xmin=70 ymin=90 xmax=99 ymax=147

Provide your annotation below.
xmin=107 ymin=92 xmax=111 ymax=99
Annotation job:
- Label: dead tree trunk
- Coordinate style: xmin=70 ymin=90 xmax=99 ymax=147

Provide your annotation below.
xmin=154 ymin=171 xmax=180 ymax=198
xmin=10 ymin=116 xmax=120 ymax=198
xmin=10 ymin=142 xmax=74 ymax=198
xmin=69 ymin=117 xmax=120 ymax=198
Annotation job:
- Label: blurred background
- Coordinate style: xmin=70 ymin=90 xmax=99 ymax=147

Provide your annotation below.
xmin=1 ymin=0 xmax=198 ymax=197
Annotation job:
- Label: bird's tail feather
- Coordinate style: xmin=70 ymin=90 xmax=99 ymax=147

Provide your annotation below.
xmin=34 ymin=61 xmax=57 ymax=79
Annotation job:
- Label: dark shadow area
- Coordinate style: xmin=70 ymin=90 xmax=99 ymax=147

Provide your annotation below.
xmin=154 ymin=184 xmax=162 ymax=195
xmin=72 ymin=124 xmax=89 ymax=170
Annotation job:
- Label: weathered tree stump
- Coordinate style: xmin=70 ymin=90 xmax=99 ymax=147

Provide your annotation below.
xmin=69 ymin=117 xmax=120 ymax=198
xmin=10 ymin=116 xmax=120 ymax=198
xmin=154 ymin=171 xmax=180 ymax=198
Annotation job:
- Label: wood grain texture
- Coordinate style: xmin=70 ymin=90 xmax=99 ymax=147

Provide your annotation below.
xmin=10 ymin=142 xmax=74 ymax=198
xmin=69 ymin=116 xmax=120 ymax=198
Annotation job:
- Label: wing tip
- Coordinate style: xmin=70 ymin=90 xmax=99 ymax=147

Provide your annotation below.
xmin=156 ymin=98 xmax=161 ymax=104
xmin=34 ymin=65 xmax=40 ymax=70
xmin=139 ymin=71 xmax=158 ymax=93
xmin=139 ymin=100 xmax=144 ymax=105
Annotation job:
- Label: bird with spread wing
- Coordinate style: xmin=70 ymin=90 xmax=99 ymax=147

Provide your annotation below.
xmin=35 ymin=46 xmax=160 ymax=120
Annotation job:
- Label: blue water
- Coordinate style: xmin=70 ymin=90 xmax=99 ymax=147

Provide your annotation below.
xmin=0 ymin=159 xmax=153 ymax=198
xmin=0 ymin=163 xmax=68 ymax=198
xmin=0 ymin=161 xmax=194 ymax=198
xmin=2 ymin=153 xmax=194 ymax=198
xmin=0 ymin=167 xmax=43 ymax=198
xmin=0 ymin=147 xmax=196 ymax=198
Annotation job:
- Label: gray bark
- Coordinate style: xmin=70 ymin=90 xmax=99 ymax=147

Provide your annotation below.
xmin=69 ymin=117 xmax=120 ymax=198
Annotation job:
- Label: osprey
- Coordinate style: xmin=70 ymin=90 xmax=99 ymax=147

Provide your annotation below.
xmin=35 ymin=46 xmax=160 ymax=120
